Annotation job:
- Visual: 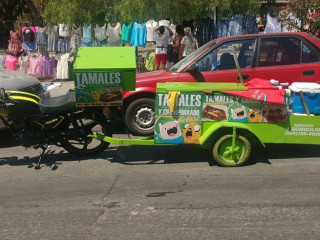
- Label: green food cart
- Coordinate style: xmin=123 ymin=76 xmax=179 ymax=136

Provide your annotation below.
xmin=73 ymin=47 xmax=136 ymax=107
xmin=91 ymin=80 xmax=320 ymax=167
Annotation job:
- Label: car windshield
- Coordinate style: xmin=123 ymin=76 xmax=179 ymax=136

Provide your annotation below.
xmin=168 ymin=40 xmax=216 ymax=72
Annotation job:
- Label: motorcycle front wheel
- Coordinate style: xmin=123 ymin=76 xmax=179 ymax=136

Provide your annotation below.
xmin=61 ymin=115 xmax=111 ymax=156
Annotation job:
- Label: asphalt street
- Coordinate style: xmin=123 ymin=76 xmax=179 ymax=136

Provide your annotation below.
xmin=0 ymin=127 xmax=320 ymax=240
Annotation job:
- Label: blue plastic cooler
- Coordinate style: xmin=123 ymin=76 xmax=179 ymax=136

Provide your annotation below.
xmin=289 ymin=82 xmax=320 ymax=114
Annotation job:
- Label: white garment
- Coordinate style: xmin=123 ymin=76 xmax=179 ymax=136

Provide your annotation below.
xmin=95 ymin=24 xmax=107 ymax=41
xmin=59 ymin=23 xmax=69 ymax=37
xmin=106 ymin=23 xmax=121 ymax=43
xmin=181 ymin=36 xmax=196 ymax=57
xmin=168 ymin=24 xmax=176 ymax=45
xmin=264 ymin=14 xmax=281 ymax=33
xmin=56 ymin=53 xmax=69 ymax=79
xmin=158 ymin=20 xmax=170 ymax=27
xmin=146 ymin=20 xmax=159 ymax=42
xmin=154 ymin=32 xmax=170 ymax=54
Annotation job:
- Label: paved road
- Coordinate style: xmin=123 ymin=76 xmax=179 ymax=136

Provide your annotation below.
xmin=0 ymin=129 xmax=320 ymax=240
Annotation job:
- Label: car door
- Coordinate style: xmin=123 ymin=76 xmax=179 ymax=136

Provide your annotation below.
xmin=254 ymin=36 xmax=320 ymax=84
xmin=178 ymin=38 xmax=257 ymax=83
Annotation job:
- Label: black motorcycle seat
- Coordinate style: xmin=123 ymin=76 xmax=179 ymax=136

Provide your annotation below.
xmin=39 ymin=91 xmax=77 ymax=115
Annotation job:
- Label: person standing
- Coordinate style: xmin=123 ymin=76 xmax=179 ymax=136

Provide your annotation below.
xmin=179 ymin=27 xmax=197 ymax=60
xmin=153 ymin=25 xmax=173 ymax=70
xmin=172 ymin=25 xmax=184 ymax=64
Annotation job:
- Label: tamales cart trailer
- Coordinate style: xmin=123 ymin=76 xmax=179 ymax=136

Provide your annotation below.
xmin=91 ymin=80 xmax=320 ymax=167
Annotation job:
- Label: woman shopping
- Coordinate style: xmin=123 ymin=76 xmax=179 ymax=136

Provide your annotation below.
xmin=179 ymin=27 xmax=197 ymax=60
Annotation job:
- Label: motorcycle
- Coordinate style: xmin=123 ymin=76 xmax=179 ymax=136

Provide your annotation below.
xmin=0 ymin=88 xmax=111 ymax=169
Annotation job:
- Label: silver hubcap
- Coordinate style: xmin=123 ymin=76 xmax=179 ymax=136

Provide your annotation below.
xmin=134 ymin=107 xmax=155 ymax=129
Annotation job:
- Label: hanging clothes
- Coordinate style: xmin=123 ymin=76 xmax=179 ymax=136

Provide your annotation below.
xmin=5 ymin=55 xmax=18 ymax=71
xmin=8 ymin=30 xmax=22 ymax=55
xmin=58 ymin=24 xmax=69 ymax=37
xmin=57 ymin=38 xmax=70 ymax=53
xmin=22 ymin=26 xmax=37 ymax=51
xmin=216 ymin=19 xmax=230 ymax=38
xmin=0 ymin=55 xmax=4 ymax=68
xmin=94 ymin=24 xmax=108 ymax=47
xmin=121 ymin=23 xmax=133 ymax=43
xmin=47 ymin=25 xmax=58 ymax=52
xmin=81 ymin=24 xmax=93 ymax=47
xmin=56 ymin=53 xmax=69 ymax=80
xmin=145 ymin=51 xmax=155 ymax=71
xmin=19 ymin=56 xmax=29 ymax=74
xmin=106 ymin=23 xmax=122 ymax=46
xmin=35 ymin=27 xmax=48 ymax=46
xmin=146 ymin=20 xmax=159 ymax=42
xmin=245 ymin=15 xmax=258 ymax=34
xmin=264 ymin=14 xmax=281 ymax=33
xmin=159 ymin=20 xmax=170 ymax=27
xmin=70 ymin=24 xmax=82 ymax=49
xmin=28 ymin=56 xmax=43 ymax=77
xmin=228 ymin=15 xmax=243 ymax=37
xmin=195 ymin=17 xmax=215 ymax=47
xmin=22 ymin=26 xmax=36 ymax=42
xmin=130 ymin=22 xmax=147 ymax=47
xmin=42 ymin=56 xmax=55 ymax=77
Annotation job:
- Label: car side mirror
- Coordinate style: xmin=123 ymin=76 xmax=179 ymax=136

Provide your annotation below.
xmin=0 ymin=88 xmax=6 ymax=100
xmin=186 ymin=63 xmax=199 ymax=72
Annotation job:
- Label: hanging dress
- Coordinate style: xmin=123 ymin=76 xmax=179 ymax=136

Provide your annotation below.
xmin=8 ymin=30 xmax=22 ymax=55
xmin=70 ymin=24 xmax=82 ymax=50
xmin=36 ymin=27 xmax=48 ymax=56
xmin=19 ymin=55 xmax=29 ymax=74
xmin=47 ymin=25 xmax=58 ymax=52
xmin=94 ymin=24 xmax=107 ymax=47
xmin=5 ymin=55 xmax=19 ymax=71
xmin=264 ymin=14 xmax=281 ymax=33
xmin=42 ymin=56 xmax=55 ymax=77
xmin=106 ymin=23 xmax=121 ymax=46
xmin=22 ymin=26 xmax=37 ymax=51
xmin=57 ymin=24 xmax=70 ymax=53
xmin=56 ymin=53 xmax=69 ymax=79
xmin=28 ymin=56 xmax=43 ymax=77
xmin=81 ymin=24 xmax=93 ymax=47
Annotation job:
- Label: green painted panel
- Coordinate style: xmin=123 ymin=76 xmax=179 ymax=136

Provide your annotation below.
xmin=73 ymin=47 xmax=136 ymax=70
xmin=156 ymin=82 xmax=247 ymax=93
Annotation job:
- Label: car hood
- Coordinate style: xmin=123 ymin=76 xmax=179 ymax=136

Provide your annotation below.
xmin=0 ymin=68 xmax=42 ymax=90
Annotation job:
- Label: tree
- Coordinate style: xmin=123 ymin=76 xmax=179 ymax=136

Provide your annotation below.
xmin=280 ymin=0 xmax=320 ymax=36
xmin=114 ymin=0 xmax=266 ymax=22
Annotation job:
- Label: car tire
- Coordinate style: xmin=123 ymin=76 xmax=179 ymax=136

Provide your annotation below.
xmin=125 ymin=98 xmax=155 ymax=136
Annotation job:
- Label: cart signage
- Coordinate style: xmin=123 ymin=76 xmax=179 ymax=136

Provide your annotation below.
xmin=75 ymin=71 xmax=122 ymax=107
xmin=155 ymin=92 xmax=289 ymax=145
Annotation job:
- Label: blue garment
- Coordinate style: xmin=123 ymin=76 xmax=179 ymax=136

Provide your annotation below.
xmin=195 ymin=17 xmax=215 ymax=47
xmin=216 ymin=19 xmax=230 ymax=38
xmin=130 ymin=22 xmax=146 ymax=47
xmin=228 ymin=15 xmax=243 ymax=37
xmin=81 ymin=24 xmax=93 ymax=46
xmin=245 ymin=15 xmax=258 ymax=34
xmin=22 ymin=41 xmax=37 ymax=51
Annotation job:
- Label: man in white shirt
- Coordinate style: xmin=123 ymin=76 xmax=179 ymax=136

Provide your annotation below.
xmin=153 ymin=25 xmax=173 ymax=70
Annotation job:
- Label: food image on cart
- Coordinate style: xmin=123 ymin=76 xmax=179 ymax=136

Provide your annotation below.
xmin=202 ymin=105 xmax=228 ymax=121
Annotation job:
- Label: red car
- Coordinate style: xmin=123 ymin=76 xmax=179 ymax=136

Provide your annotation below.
xmin=123 ymin=32 xmax=320 ymax=135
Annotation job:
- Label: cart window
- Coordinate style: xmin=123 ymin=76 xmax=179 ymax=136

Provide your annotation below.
xmin=197 ymin=39 xmax=256 ymax=72
xmin=258 ymin=37 xmax=301 ymax=67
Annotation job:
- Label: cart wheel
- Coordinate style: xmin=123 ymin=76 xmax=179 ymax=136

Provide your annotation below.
xmin=213 ymin=134 xmax=251 ymax=167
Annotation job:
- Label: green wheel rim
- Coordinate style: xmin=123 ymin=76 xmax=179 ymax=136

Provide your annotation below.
xmin=218 ymin=138 xmax=244 ymax=163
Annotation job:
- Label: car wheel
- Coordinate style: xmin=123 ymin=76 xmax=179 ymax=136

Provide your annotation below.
xmin=125 ymin=98 xmax=155 ymax=136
